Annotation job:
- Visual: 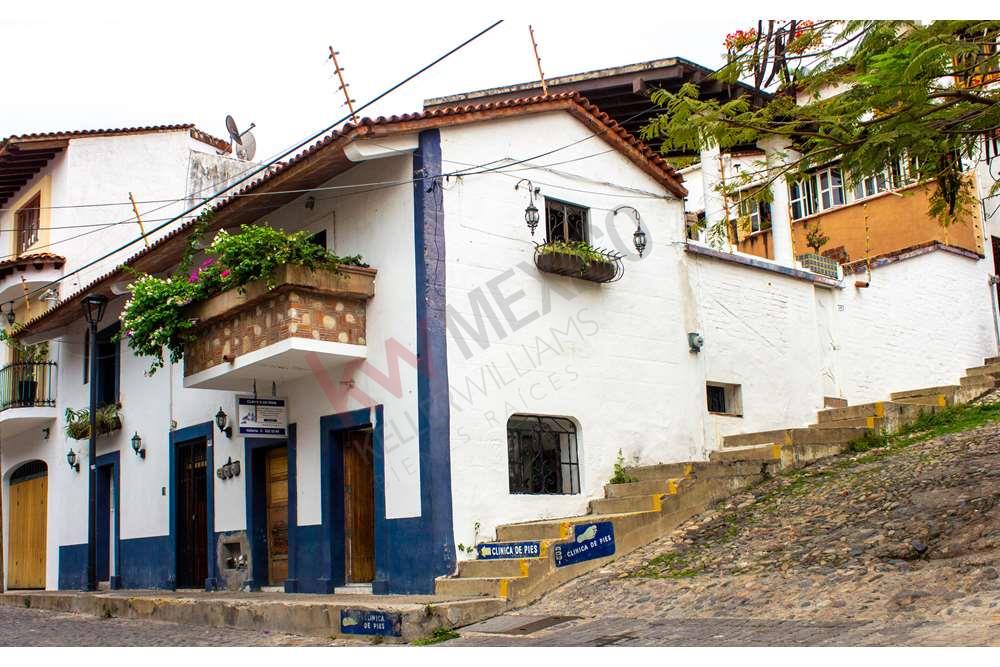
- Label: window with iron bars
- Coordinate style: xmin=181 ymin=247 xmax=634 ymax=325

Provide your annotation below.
xmin=545 ymin=198 xmax=589 ymax=244
xmin=507 ymin=414 xmax=580 ymax=495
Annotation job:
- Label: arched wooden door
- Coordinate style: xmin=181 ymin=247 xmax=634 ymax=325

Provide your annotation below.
xmin=8 ymin=461 xmax=47 ymax=589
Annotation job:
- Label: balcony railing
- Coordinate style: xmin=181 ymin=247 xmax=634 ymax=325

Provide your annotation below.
xmin=0 ymin=361 xmax=57 ymax=411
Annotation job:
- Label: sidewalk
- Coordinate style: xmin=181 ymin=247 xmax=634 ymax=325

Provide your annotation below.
xmin=0 ymin=589 xmax=505 ymax=643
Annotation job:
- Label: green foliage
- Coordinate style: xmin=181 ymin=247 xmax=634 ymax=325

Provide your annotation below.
xmin=537 ymin=241 xmax=612 ymax=266
xmin=805 ymin=222 xmax=830 ymax=253
xmin=609 ymin=449 xmax=638 ymax=484
xmin=643 ymin=20 xmax=1000 ymax=225
xmin=0 ymin=323 xmax=49 ymax=362
xmin=64 ymin=403 xmax=122 ymax=440
xmin=411 ymin=628 xmax=460 ymax=646
xmin=119 ymin=223 xmax=366 ymax=373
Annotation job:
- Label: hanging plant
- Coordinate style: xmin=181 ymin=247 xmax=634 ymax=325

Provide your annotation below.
xmin=119 ymin=222 xmax=366 ymax=373
xmin=64 ymin=403 xmax=122 ymax=440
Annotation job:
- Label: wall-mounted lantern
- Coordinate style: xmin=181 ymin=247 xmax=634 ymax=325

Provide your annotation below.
xmin=4 ymin=301 xmax=15 ymax=326
xmin=67 ymin=448 xmax=80 ymax=473
xmin=131 ymin=431 xmax=146 ymax=459
xmin=216 ymin=457 xmax=241 ymax=480
xmin=515 ymin=179 xmax=541 ymax=236
xmin=613 ymin=206 xmax=648 ymax=257
xmin=215 ymin=407 xmax=233 ymax=438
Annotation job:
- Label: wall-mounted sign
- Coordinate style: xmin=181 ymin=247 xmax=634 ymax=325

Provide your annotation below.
xmin=476 ymin=540 xmax=541 ymax=560
xmin=236 ymin=396 xmax=288 ymax=438
xmin=553 ymin=521 xmax=615 ymax=568
xmin=339 ymin=609 xmax=402 ymax=637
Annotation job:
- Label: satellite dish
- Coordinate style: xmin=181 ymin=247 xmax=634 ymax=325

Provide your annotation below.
xmin=223 ymin=113 xmax=257 ymax=161
xmin=240 ymin=131 xmax=257 ymax=161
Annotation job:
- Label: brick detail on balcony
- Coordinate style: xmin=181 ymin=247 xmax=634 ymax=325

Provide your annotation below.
xmin=183 ymin=265 xmax=374 ymax=377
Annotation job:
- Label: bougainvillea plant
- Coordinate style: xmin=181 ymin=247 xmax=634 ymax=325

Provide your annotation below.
xmin=119 ymin=221 xmax=366 ymax=373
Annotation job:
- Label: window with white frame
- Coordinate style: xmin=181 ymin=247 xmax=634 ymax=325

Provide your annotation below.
xmin=788 ymin=177 xmax=818 ymax=221
xmin=816 ymin=167 xmax=845 ymax=210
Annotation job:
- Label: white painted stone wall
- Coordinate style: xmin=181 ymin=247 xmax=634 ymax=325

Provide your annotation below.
xmin=834 ymin=249 xmax=998 ymax=403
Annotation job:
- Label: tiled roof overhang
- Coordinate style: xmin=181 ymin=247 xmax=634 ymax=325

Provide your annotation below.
xmin=0 ymin=253 xmax=66 ymax=280
xmin=19 ymin=93 xmax=684 ymax=338
xmin=0 ymin=124 xmax=231 ymax=206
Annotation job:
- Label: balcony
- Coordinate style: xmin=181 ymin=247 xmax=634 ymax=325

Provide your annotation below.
xmin=0 ymin=361 xmax=58 ymax=438
xmin=0 ymin=253 xmax=65 ymax=305
xmin=182 ymin=264 xmax=376 ymax=391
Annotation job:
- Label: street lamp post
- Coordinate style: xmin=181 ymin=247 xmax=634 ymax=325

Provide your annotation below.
xmin=81 ymin=293 xmax=107 ymax=592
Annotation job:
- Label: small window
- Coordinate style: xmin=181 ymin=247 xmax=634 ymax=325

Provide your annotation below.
xmin=15 ymin=194 xmax=41 ymax=256
xmin=309 ymin=229 xmax=327 ymax=249
xmin=816 ymin=167 xmax=845 ymax=210
xmin=507 ymin=415 xmax=580 ymax=495
xmin=707 ymin=382 xmax=742 ymax=416
xmin=545 ymin=199 xmax=589 ymax=244
xmin=95 ymin=322 xmax=121 ymax=407
xmin=737 ymin=195 xmax=772 ymax=234
xmin=788 ymin=178 xmax=817 ymax=221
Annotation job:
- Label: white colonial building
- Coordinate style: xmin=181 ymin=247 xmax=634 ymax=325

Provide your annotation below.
xmin=2 ymin=94 xmax=997 ymax=597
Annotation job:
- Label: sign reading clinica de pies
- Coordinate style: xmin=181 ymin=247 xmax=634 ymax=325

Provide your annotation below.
xmin=236 ymin=396 xmax=288 ymax=438
xmin=476 ymin=540 xmax=542 ymax=560
xmin=339 ymin=609 xmax=402 ymax=637
xmin=553 ymin=521 xmax=615 ymax=568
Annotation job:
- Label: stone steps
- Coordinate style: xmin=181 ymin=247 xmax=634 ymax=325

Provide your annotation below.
xmin=964 ymin=362 xmax=1000 ymax=376
xmin=890 ymin=385 xmax=958 ymax=407
xmin=434 ymin=353 xmax=995 ymax=622
xmin=722 ymin=426 xmax=868 ymax=449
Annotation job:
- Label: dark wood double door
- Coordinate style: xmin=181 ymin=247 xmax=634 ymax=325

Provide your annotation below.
xmin=175 ymin=439 xmax=208 ymax=589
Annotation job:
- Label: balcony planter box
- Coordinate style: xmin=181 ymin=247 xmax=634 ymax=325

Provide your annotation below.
xmin=534 ymin=245 xmax=622 ymax=283
xmin=183 ymin=264 xmax=377 ymax=378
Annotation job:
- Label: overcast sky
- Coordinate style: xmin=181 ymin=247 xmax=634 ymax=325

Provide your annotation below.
xmin=1 ymin=1 xmax=745 ymax=158
xmin=2 ymin=3 xmax=965 ymax=160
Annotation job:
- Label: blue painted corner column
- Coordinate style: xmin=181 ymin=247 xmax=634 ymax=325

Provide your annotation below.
xmin=409 ymin=128 xmax=456 ymax=591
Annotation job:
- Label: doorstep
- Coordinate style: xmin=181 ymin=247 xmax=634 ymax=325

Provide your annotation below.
xmin=0 ymin=589 xmax=506 ymax=643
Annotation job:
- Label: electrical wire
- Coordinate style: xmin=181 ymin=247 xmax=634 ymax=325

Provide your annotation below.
xmin=9 ymin=19 xmax=504 ymax=311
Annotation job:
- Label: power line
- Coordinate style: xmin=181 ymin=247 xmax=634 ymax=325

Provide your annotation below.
xmin=13 ymin=19 xmax=503 ymax=311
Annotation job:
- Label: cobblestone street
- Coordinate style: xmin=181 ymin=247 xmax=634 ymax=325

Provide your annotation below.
xmin=0 ymin=605 xmax=353 ymax=647
xmin=451 ymin=417 xmax=1000 ymax=646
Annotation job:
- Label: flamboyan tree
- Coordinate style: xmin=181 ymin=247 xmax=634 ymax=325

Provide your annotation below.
xmin=642 ymin=20 xmax=1000 ymax=226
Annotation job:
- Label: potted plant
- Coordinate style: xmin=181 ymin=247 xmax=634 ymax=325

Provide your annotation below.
xmin=15 ymin=342 xmax=48 ymax=406
xmin=534 ymin=241 xmax=620 ymax=283
xmin=64 ymin=403 xmax=123 ymax=440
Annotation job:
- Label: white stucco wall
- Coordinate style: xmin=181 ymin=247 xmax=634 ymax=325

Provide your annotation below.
xmin=439 ymin=111 xmax=702 ymax=549
xmin=834 ymin=249 xmax=997 ymax=403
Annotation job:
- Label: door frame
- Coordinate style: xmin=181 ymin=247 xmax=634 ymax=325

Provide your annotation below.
xmin=318 ymin=405 xmax=385 ymax=593
xmin=94 ymin=451 xmax=121 ymax=589
xmin=168 ymin=422 xmax=215 ymax=590
xmin=244 ymin=423 xmax=297 ymax=592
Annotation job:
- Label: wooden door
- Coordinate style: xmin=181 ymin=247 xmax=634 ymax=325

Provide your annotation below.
xmin=176 ymin=440 xmax=208 ymax=588
xmin=343 ymin=430 xmax=375 ymax=583
xmin=8 ymin=469 xmax=47 ymax=589
xmin=265 ymin=447 xmax=289 ymax=585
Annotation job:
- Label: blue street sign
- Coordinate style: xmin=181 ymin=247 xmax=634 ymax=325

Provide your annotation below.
xmin=552 ymin=521 xmax=615 ymax=568
xmin=475 ymin=540 xmax=541 ymax=560
xmin=339 ymin=609 xmax=402 ymax=637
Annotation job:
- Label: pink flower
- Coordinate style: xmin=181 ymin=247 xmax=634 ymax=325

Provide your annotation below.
xmin=220 ymin=269 xmax=231 ymax=279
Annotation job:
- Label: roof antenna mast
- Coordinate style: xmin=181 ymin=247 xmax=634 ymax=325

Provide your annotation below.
xmin=528 ymin=25 xmax=549 ymax=96
xmin=328 ymin=46 xmax=359 ymax=124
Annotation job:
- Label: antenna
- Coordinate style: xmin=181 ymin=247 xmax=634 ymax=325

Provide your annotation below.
xmin=224 ymin=114 xmax=257 ymax=161
xmin=328 ymin=46 xmax=359 ymax=124
xmin=529 ymin=25 xmax=548 ymax=96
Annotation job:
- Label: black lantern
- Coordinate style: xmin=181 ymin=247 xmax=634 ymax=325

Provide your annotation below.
xmin=633 ymin=225 xmax=647 ymax=257
xmin=81 ymin=293 xmax=108 ymax=326
xmin=215 ymin=407 xmax=233 ymax=438
xmin=67 ymin=449 xmax=80 ymax=472
xmin=613 ymin=206 xmax=648 ymax=257
xmin=515 ymin=179 xmax=541 ymax=236
xmin=5 ymin=302 xmax=15 ymax=326
xmin=131 ymin=432 xmax=145 ymax=459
